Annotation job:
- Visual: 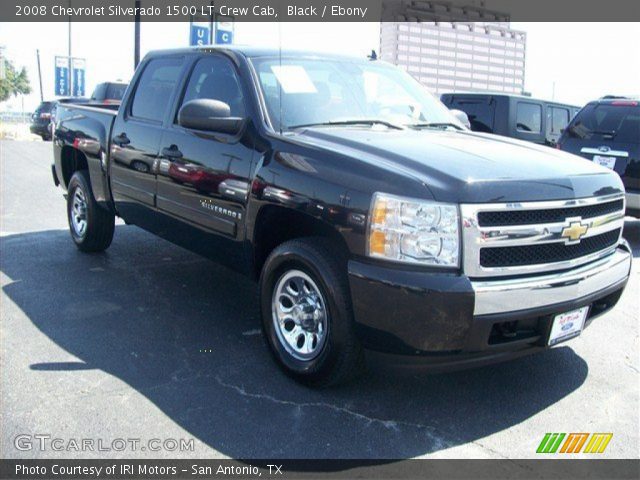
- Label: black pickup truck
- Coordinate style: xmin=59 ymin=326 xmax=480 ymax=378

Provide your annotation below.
xmin=52 ymin=47 xmax=632 ymax=386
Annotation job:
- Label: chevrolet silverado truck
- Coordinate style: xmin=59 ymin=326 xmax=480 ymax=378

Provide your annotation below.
xmin=52 ymin=47 xmax=632 ymax=386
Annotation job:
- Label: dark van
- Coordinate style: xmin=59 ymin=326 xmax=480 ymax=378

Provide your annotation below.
xmin=440 ymin=93 xmax=580 ymax=146
xmin=558 ymin=97 xmax=640 ymax=217
xmin=29 ymin=101 xmax=55 ymax=140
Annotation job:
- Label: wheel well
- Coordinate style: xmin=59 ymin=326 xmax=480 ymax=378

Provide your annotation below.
xmin=60 ymin=146 xmax=88 ymax=187
xmin=253 ymin=206 xmax=349 ymax=278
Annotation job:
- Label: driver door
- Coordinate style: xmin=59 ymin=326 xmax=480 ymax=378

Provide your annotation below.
xmin=155 ymin=55 xmax=254 ymax=269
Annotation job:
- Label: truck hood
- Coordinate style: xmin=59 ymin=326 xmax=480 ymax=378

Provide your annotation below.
xmin=293 ymin=128 xmax=624 ymax=203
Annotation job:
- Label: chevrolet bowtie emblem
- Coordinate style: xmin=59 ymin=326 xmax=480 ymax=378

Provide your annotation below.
xmin=561 ymin=220 xmax=589 ymax=242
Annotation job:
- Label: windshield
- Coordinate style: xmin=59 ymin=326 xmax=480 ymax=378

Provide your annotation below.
xmin=250 ymin=57 xmax=463 ymax=131
xmin=567 ymin=102 xmax=640 ymax=144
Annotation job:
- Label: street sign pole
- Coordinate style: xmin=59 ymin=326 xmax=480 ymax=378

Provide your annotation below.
xmin=134 ymin=0 xmax=141 ymax=68
xmin=71 ymin=57 xmax=86 ymax=97
xmin=67 ymin=0 xmax=73 ymax=98
xmin=209 ymin=1 xmax=214 ymax=44
xmin=54 ymin=55 xmax=85 ymax=97
xmin=54 ymin=56 xmax=70 ymax=97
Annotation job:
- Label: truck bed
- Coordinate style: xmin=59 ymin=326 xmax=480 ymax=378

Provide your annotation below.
xmin=52 ymin=102 xmax=119 ymax=208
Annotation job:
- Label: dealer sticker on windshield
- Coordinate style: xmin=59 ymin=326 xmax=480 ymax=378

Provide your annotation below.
xmin=270 ymin=65 xmax=317 ymax=94
xmin=548 ymin=306 xmax=589 ymax=346
xmin=593 ymin=155 xmax=617 ymax=170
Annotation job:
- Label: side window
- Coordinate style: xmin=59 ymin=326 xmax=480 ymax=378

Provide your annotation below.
xmin=130 ymin=57 xmax=184 ymax=122
xmin=516 ymin=102 xmax=542 ymax=133
xmin=179 ymin=56 xmax=245 ymax=118
xmin=547 ymin=106 xmax=569 ymax=135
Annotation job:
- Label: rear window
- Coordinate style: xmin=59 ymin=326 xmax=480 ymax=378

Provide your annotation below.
xmin=445 ymin=97 xmax=495 ymax=133
xmin=567 ymin=103 xmax=640 ymax=144
xmin=106 ymin=83 xmax=127 ymax=101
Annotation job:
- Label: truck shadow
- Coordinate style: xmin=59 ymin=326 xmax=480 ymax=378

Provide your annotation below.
xmin=4 ymin=224 xmax=632 ymax=459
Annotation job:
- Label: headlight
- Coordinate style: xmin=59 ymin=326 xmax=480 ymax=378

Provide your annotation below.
xmin=367 ymin=192 xmax=460 ymax=267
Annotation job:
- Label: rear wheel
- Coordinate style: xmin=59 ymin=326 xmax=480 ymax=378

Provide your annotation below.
xmin=67 ymin=170 xmax=115 ymax=252
xmin=259 ymin=238 xmax=364 ymax=387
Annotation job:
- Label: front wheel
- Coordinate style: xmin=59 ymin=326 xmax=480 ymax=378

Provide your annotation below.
xmin=67 ymin=170 xmax=115 ymax=252
xmin=259 ymin=238 xmax=364 ymax=387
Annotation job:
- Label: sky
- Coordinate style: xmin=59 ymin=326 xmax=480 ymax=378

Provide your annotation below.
xmin=0 ymin=21 xmax=638 ymax=112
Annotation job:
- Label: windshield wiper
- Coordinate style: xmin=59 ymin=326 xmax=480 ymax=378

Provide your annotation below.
xmin=409 ymin=122 xmax=464 ymax=131
xmin=289 ymin=119 xmax=404 ymax=130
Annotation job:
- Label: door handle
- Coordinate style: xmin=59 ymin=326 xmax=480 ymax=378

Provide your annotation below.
xmin=161 ymin=145 xmax=183 ymax=160
xmin=113 ymin=132 xmax=130 ymax=146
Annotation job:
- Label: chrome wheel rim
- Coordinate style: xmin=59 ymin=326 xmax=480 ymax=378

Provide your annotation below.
xmin=71 ymin=188 xmax=88 ymax=238
xmin=272 ymin=269 xmax=328 ymax=361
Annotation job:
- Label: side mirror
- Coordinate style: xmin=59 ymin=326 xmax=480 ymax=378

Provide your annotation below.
xmin=178 ymin=99 xmax=244 ymax=135
xmin=450 ymin=109 xmax=471 ymax=129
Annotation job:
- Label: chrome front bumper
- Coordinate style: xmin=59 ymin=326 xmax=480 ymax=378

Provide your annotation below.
xmin=472 ymin=244 xmax=632 ymax=315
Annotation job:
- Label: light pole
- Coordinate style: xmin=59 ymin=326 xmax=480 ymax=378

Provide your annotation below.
xmin=68 ymin=0 xmax=72 ymax=59
xmin=68 ymin=0 xmax=73 ymax=96
xmin=36 ymin=49 xmax=43 ymax=101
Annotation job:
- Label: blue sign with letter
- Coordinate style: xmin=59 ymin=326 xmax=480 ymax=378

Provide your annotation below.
xmin=190 ymin=24 xmax=210 ymax=46
xmin=72 ymin=58 xmax=86 ymax=97
xmin=215 ymin=29 xmax=233 ymax=44
xmin=215 ymin=19 xmax=234 ymax=44
xmin=54 ymin=56 xmax=70 ymax=96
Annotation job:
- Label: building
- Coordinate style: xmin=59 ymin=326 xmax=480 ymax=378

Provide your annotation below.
xmin=380 ymin=21 xmax=527 ymax=95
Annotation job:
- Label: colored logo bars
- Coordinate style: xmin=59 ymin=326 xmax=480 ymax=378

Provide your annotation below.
xmin=536 ymin=433 xmax=613 ymax=454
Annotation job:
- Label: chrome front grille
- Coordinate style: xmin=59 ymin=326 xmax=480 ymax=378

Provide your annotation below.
xmin=477 ymin=199 xmax=624 ymax=227
xmin=460 ymin=194 xmax=625 ymax=278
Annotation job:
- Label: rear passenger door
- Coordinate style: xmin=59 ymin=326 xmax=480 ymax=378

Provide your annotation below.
xmin=514 ymin=101 xmax=544 ymax=144
xmin=110 ymin=56 xmax=185 ymax=224
xmin=155 ymin=54 xmax=254 ymax=268
xmin=545 ymin=106 xmax=570 ymax=146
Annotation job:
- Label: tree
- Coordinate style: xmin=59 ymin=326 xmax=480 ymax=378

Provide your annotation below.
xmin=0 ymin=59 xmax=32 ymax=102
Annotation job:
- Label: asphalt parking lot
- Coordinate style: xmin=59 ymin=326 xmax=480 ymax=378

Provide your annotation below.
xmin=1 ymin=140 xmax=638 ymax=460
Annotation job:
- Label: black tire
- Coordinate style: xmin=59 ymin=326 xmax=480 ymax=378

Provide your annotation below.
xmin=67 ymin=170 xmax=115 ymax=252
xmin=259 ymin=238 xmax=364 ymax=387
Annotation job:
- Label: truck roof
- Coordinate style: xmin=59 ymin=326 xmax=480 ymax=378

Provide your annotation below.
xmin=144 ymin=45 xmax=372 ymax=62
